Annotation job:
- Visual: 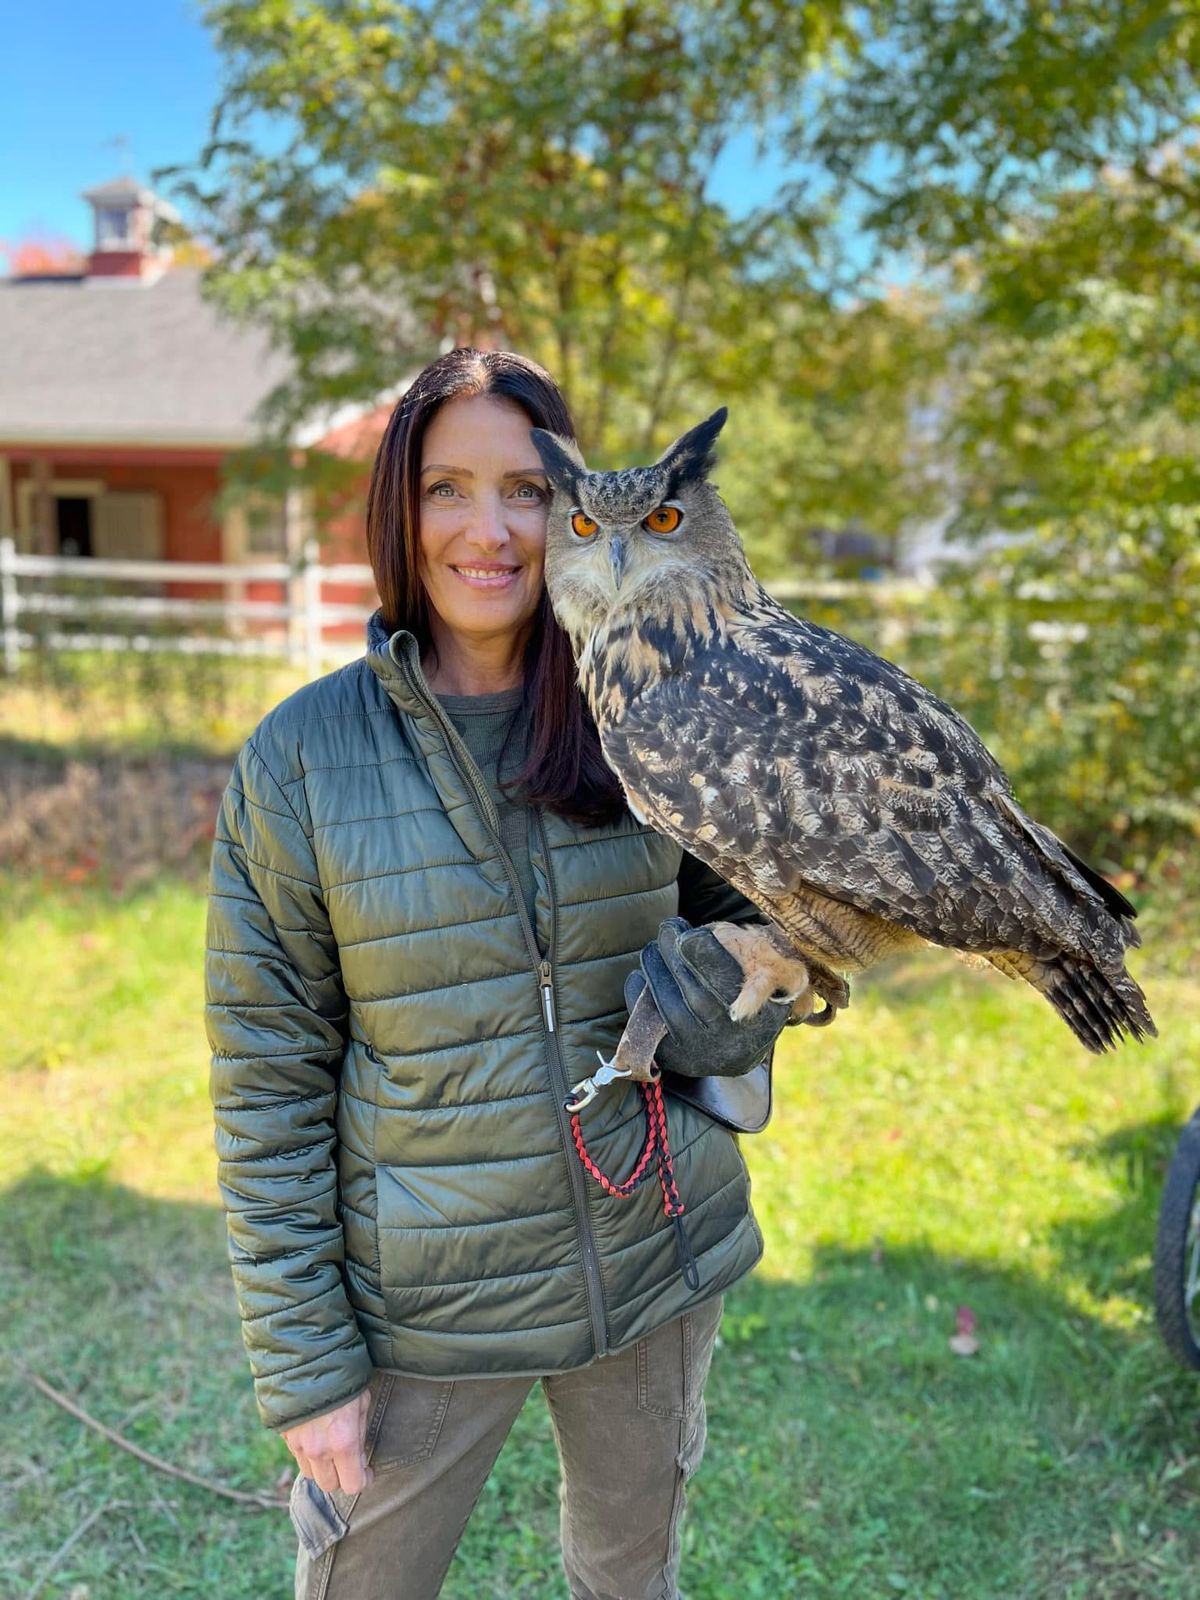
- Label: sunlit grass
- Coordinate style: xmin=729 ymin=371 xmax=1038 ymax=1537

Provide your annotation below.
xmin=1 ymin=874 xmax=215 ymax=1198
xmin=3 ymin=871 xmax=1199 ymax=1598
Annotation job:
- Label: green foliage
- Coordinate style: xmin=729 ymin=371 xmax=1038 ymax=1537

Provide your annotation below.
xmin=908 ymin=163 xmax=1200 ymax=880
xmin=169 ymin=0 xmax=845 ymax=444
xmin=942 ymin=164 xmax=1200 ymax=586
xmin=780 ymin=6 xmax=1200 ymax=875
xmin=162 ymin=0 xmax=1200 ymax=564
xmin=791 ymin=578 xmax=1200 ymax=874
xmin=158 ymin=0 xmax=937 ymax=567
xmin=799 ymin=0 xmax=1200 ymax=270
xmin=722 ymin=291 xmax=947 ymax=576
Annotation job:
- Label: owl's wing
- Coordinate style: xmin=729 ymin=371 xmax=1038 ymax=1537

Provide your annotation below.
xmin=600 ymin=604 xmax=1135 ymax=966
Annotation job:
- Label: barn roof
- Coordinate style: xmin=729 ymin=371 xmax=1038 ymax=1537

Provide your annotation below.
xmin=0 ymin=266 xmax=294 ymax=448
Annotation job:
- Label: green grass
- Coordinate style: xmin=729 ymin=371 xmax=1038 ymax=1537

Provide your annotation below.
xmin=3 ymin=869 xmax=1200 ymax=1598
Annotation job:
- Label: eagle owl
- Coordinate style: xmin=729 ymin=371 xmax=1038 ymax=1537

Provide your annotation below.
xmin=529 ymin=407 xmax=1156 ymax=1073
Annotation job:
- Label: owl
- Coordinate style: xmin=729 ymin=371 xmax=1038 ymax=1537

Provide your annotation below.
xmin=529 ymin=407 xmax=1156 ymax=1082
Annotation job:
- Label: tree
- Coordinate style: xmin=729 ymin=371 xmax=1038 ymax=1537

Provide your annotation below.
xmin=761 ymin=2 xmax=1200 ymax=860
xmin=161 ymin=0 xmax=945 ymax=569
xmin=793 ymin=0 xmax=1200 ymax=276
xmin=157 ymin=1 xmax=1200 ymax=855
xmin=0 ymin=232 xmax=85 ymax=277
xmin=163 ymin=0 xmax=852 ymax=453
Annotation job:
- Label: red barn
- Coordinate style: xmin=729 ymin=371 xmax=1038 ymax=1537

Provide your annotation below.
xmin=0 ymin=177 xmax=393 ymax=648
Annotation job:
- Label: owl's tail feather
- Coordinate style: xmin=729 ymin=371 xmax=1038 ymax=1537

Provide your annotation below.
xmin=1039 ymin=954 xmax=1157 ymax=1054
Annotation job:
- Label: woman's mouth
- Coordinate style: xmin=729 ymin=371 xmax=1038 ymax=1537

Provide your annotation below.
xmin=451 ymin=564 xmax=521 ymax=589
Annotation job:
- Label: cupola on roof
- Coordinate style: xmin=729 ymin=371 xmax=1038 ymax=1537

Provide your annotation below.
xmin=77 ymin=173 xmax=183 ymax=282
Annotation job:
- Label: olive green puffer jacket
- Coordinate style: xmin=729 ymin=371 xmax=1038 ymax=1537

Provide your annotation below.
xmin=204 ymin=608 xmax=765 ymax=1433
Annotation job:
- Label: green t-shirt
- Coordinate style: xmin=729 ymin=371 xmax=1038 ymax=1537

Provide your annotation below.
xmin=434 ymin=683 xmax=538 ymax=931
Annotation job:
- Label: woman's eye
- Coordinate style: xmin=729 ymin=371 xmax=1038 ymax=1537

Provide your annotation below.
xmin=428 ymin=480 xmax=544 ymax=501
xmin=643 ymin=504 xmax=682 ymax=534
xmin=571 ymin=509 xmax=599 ymax=538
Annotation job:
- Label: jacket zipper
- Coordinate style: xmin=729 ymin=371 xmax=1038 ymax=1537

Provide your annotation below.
xmin=398 ymin=657 xmax=610 ymax=1357
xmin=533 ymin=807 xmax=609 ymax=1355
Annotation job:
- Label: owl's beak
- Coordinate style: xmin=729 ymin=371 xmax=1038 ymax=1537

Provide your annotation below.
xmin=609 ymin=536 xmax=628 ymax=591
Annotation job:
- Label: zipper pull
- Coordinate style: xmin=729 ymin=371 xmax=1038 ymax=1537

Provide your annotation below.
xmin=539 ymin=960 xmax=556 ymax=1034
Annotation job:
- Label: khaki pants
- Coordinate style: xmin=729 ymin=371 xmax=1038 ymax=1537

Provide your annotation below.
xmin=288 ymin=1292 xmax=725 ymax=1600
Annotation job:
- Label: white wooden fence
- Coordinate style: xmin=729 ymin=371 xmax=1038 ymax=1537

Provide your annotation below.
xmin=2 ymin=538 xmax=956 ymax=685
xmin=0 ymin=536 xmax=379 ymax=679
xmin=4 ymin=539 xmax=1123 ymax=693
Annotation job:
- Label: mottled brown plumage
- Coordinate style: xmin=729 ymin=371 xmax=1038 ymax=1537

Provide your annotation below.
xmin=530 ymin=408 xmax=1156 ymax=1057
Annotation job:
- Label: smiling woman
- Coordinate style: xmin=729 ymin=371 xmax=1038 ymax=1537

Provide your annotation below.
xmin=204 ymin=346 xmax=781 ymax=1600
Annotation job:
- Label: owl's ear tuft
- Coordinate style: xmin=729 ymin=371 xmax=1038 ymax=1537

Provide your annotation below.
xmin=529 ymin=428 xmax=586 ymax=496
xmin=657 ymin=407 xmax=728 ymax=497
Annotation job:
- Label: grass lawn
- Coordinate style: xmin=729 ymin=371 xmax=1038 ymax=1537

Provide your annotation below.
xmin=3 ymin=865 xmax=1200 ymax=1599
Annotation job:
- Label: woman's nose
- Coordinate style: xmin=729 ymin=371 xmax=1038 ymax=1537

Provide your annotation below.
xmin=463 ymin=494 xmax=510 ymax=550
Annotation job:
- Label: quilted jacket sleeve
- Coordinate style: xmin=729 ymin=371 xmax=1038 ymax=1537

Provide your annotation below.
xmin=204 ymin=735 xmax=374 ymax=1434
xmin=676 ymin=849 xmax=767 ymax=929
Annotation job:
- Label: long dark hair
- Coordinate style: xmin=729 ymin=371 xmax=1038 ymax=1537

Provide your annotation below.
xmin=366 ymin=346 xmax=625 ymax=826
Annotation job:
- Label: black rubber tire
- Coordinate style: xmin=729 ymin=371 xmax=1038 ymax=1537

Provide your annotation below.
xmin=1154 ymin=1110 xmax=1200 ymax=1370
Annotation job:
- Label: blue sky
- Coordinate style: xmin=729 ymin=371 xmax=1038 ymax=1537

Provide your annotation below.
xmin=1 ymin=2 xmax=797 ymax=257
xmin=2 ymin=3 xmax=224 ymax=250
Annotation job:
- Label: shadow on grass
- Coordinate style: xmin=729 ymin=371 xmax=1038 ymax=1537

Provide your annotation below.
xmin=695 ymin=1225 xmax=1200 ymax=1600
xmin=4 ymin=1167 xmax=1200 ymax=1600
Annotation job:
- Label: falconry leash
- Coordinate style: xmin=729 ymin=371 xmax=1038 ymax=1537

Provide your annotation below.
xmin=564 ymin=1055 xmax=700 ymax=1291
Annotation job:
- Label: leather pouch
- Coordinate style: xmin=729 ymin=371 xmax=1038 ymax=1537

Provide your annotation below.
xmin=661 ymin=1054 xmax=772 ymax=1134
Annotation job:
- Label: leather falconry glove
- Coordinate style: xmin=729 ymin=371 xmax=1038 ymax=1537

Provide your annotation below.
xmin=623 ymin=916 xmax=792 ymax=1080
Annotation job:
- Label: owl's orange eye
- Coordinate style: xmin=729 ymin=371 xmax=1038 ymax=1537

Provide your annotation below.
xmin=642 ymin=504 xmax=682 ymax=534
xmin=571 ymin=510 xmax=599 ymax=538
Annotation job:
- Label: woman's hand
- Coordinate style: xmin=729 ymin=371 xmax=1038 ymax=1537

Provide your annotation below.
xmin=283 ymin=1389 xmax=375 ymax=1495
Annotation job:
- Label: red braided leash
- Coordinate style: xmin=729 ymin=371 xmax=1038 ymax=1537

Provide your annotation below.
xmin=567 ymin=1078 xmax=700 ymax=1289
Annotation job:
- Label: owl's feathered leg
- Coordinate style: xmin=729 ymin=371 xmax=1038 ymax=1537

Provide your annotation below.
xmin=708 ymin=922 xmax=813 ymax=1021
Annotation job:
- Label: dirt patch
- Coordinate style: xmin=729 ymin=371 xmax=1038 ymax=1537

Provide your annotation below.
xmin=0 ymin=751 xmax=235 ymax=892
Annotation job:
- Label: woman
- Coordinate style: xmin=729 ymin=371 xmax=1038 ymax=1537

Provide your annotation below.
xmin=204 ymin=347 xmax=792 ymax=1599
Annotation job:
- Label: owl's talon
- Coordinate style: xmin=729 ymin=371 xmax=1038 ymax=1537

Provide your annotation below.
xmin=745 ymin=988 xmax=805 ymax=1021
xmin=797 ymin=996 xmax=837 ymax=1027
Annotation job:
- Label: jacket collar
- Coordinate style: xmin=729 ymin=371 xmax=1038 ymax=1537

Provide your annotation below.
xmin=362 ymin=605 xmax=515 ymax=864
xmin=364 ymin=605 xmax=430 ymax=715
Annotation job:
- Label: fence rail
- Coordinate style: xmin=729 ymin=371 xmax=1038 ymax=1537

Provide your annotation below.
xmin=4 ymin=541 xmax=960 ymax=683
xmin=0 ymin=538 xmax=378 ymax=678
xmin=0 ymin=538 xmax=1149 ymax=688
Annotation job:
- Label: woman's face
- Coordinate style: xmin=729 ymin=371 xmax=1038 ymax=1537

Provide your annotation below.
xmin=417 ymin=392 xmax=550 ymax=658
